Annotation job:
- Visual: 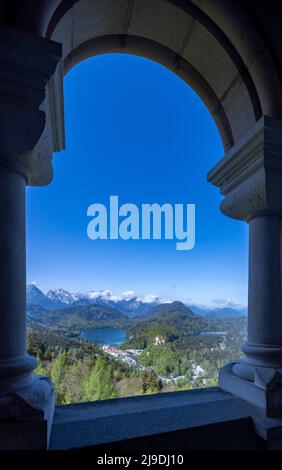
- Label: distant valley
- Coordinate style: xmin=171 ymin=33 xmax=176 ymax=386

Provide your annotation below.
xmin=26 ymin=285 xmax=247 ymax=405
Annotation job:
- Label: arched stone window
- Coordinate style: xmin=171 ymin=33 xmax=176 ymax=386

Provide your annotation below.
xmin=1 ymin=0 xmax=282 ymax=450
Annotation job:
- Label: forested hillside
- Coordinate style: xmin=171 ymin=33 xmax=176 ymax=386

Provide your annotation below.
xmin=27 ymin=299 xmax=247 ymax=405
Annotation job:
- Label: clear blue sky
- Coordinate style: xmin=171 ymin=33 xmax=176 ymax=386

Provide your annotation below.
xmin=26 ymin=54 xmax=248 ymax=307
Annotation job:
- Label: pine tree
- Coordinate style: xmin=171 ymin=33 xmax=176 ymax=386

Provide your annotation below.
xmin=83 ymin=356 xmax=117 ymax=401
xmin=34 ymin=356 xmax=48 ymax=376
xmin=51 ymin=352 xmax=68 ymax=403
xmin=142 ymin=370 xmax=162 ymax=394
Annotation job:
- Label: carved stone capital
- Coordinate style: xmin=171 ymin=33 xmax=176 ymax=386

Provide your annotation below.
xmin=208 ymin=116 xmax=282 ymax=221
xmin=0 ymin=25 xmax=62 ymax=183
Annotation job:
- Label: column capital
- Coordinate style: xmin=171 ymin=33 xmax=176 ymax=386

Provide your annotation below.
xmin=208 ymin=116 xmax=282 ymax=221
xmin=0 ymin=25 xmax=62 ymax=183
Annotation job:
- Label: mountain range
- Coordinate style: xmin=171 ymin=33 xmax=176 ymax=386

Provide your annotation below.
xmin=27 ymin=284 xmax=173 ymax=317
xmin=27 ymin=284 xmax=246 ymax=321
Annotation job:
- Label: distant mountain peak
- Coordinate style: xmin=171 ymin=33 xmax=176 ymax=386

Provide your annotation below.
xmin=46 ymin=288 xmax=80 ymax=305
xmin=27 ymin=284 xmax=59 ymax=309
xmin=27 ymin=284 xmax=43 ymax=294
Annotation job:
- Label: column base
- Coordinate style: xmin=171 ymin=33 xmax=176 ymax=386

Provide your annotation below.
xmin=0 ymin=374 xmax=55 ymax=449
xmin=219 ymin=362 xmax=282 ymax=417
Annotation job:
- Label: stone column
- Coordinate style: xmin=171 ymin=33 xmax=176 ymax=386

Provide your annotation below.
xmin=208 ymin=116 xmax=282 ymax=417
xmin=234 ymin=213 xmax=282 ymax=380
xmin=0 ymin=25 xmax=62 ymax=449
xmin=0 ymin=165 xmax=37 ymax=391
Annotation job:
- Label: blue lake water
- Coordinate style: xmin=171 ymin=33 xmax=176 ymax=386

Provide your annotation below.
xmin=80 ymin=327 xmax=128 ymax=346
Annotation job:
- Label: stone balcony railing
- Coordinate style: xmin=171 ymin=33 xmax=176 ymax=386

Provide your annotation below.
xmin=49 ymin=387 xmax=282 ymax=451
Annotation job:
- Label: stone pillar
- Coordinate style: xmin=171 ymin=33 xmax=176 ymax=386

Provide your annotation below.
xmin=208 ymin=116 xmax=282 ymax=417
xmin=234 ymin=213 xmax=282 ymax=380
xmin=0 ymin=25 xmax=62 ymax=449
xmin=0 ymin=165 xmax=36 ymax=389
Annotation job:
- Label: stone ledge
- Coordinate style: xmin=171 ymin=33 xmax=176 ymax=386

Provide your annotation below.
xmin=0 ymin=374 xmax=55 ymax=450
xmin=49 ymin=387 xmax=273 ymax=450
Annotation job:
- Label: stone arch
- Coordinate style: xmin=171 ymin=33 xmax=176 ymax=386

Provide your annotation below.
xmin=3 ymin=1 xmax=281 ymax=170
xmin=48 ymin=0 xmax=258 ymax=148
xmin=28 ymin=0 xmax=282 ymax=186
xmin=2 ymin=1 xmax=282 ymax=448
xmin=63 ymin=34 xmax=234 ymax=150
xmin=42 ymin=0 xmax=281 ymax=141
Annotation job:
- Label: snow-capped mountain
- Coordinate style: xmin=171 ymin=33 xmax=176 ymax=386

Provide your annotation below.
xmin=26 ymin=285 xmax=247 ymax=319
xmin=27 ymin=284 xmax=47 ymax=305
xmin=46 ymin=288 xmax=83 ymax=305
xmin=26 ymin=284 xmax=62 ymax=309
xmin=84 ymin=290 xmax=172 ymax=316
xmin=26 ymin=285 xmax=172 ymax=316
